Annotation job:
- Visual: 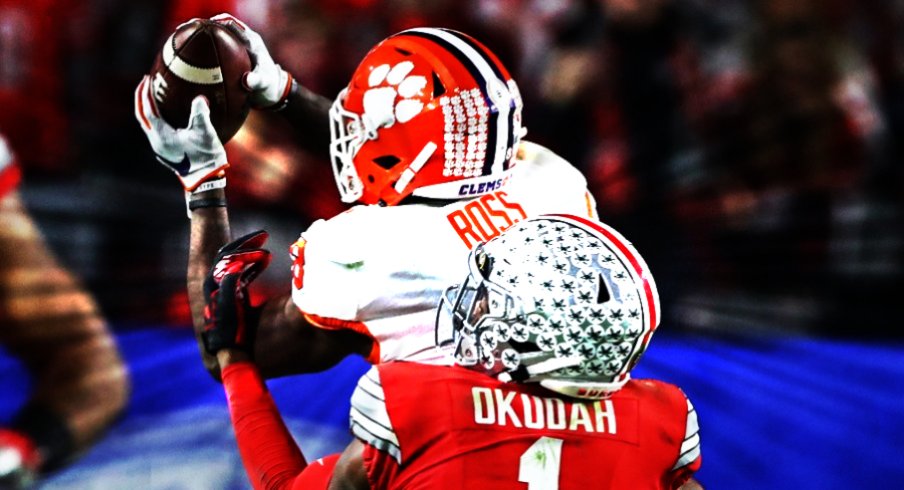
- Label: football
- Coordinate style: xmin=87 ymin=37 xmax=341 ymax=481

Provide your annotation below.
xmin=150 ymin=19 xmax=252 ymax=143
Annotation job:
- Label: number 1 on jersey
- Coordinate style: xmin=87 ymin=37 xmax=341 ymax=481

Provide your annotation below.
xmin=518 ymin=436 xmax=563 ymax=489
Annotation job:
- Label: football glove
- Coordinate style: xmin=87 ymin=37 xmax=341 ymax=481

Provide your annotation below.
xmin=211 ymin=13 xmax=293 ymax=110
xmin=134 ymin=75 xmax=228 ymax=192
xmin=202 ymin=230 xmax=272 ymax=356
xmin=0 ymin=429 xmax=39 ymax=490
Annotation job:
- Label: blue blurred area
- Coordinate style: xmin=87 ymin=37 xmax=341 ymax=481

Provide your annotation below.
xmin=112 ymin=326 xmax=369 ymax=426
xmin=2 ymin=326 xmax=902 ymax=489
xmin=634 ymin=333 xmax=904 ymax=489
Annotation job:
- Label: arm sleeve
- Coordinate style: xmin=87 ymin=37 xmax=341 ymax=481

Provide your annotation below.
xmin=666 ymin=396 xmax=702 ymax=489
xmin=221 ymin=362 xmax=308 ymax=490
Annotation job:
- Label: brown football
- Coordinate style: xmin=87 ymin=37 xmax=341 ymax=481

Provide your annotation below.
xmin=150 ymin=19 xmax=251 ymax=142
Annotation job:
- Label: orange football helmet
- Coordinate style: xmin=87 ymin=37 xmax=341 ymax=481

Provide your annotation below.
xmin=329 ymin=28 xmax=525 ymax=206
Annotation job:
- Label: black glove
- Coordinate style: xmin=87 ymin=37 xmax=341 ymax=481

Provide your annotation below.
xmin=202 ymin=230 xmax=272 ymax=356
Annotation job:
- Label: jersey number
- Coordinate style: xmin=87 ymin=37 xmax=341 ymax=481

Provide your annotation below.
xmin=518 ymin=436 xmax=563 ymax=490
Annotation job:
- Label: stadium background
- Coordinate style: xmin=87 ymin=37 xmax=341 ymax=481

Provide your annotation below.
xmin=1 ymin=0 xmax=902 ymax=488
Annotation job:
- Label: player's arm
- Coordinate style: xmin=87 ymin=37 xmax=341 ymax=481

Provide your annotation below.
xmin=0 ymin=191 xmax=129 ymax=479
xmin=254 ymin=294 xmax=372 ymax=379
xmin=679 ymin=477 xmax=704 ymax=490
xmin=279 ymin=81 xmax=331 ymax=159
xmin=327 ymin=439 xmax=369 ymax=490
xmin=188 ymin=190 xmax=370 ymax=380
xmin=217 ymin=349 xmax=308 ymax=490
xmin=216 ymin=348 xmax=369 ymax=490
xmin=186 ymin=185 xmax=231 ymax=377
xmin=211 ymin=14 xmax=331 ymax=158
xmin=214 ymin=319 xmax=370 ymax=490
xmin=200 ymin=246 xmax=311 ymax=490
xmin=135 ymin=77 xmax=370 ymax=381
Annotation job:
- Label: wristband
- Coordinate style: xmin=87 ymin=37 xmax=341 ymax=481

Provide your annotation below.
xmin=191 ymin=177 xmax=227 ymax=195
xmin=11 ymin=404 xmax=75 ymax=472
xmin=188 ymin=197 xmax=228 ymax=211
xmin=185 ymin=177 xmax=227 ymax=218
xmin=265 ymin=76 xmax=295 ymax=112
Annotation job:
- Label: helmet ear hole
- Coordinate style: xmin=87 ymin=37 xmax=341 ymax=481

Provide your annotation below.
xmin=373 ymin=155 xmax=401 ymax=169
xmin=367 ymin=175 xmax=376 ymax=183
xmin=597 ymin=274 xmax=611 ymax=303
xmin=432 ymin=71 xmax=446 ymax=97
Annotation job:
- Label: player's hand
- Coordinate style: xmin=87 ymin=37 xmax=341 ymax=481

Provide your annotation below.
xmin=0 ymin=429 xmax=40 ymax=489
xmin=134 ymin=76 xmax=228 ymax=192
xmin=211 ymin=13 xmax=293 ymax=110
xmin=202 ymin=230 xmax=272 ymax=356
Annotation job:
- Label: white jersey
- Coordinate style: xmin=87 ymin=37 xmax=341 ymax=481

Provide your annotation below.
xmin=290 ymin=141 xmax=598 ymax=364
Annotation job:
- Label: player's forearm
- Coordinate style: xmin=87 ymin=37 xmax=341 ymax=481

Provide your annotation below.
xmin=188 ymin=187 xmax=232 ymax=379
xmin=220 ymin=358 xmax=308 ymax=490
xmin=0 ymin=265 xmax=125 ymax=403
xmin=28 ymin=313 xmax=129 ymax=450
xmin=0 ymin=194 xmax=128 ymax=456
xmin=254 ymin=297 xmax=374 ymax=378
xmin=279 ymin=80 xmax=332 ymax=159
xmin=7 ymin=310 xmax=128 ymax=469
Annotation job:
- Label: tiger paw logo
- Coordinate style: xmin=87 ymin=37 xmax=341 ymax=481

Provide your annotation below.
xmin=362 ymin=61 xmax=427 ymax=129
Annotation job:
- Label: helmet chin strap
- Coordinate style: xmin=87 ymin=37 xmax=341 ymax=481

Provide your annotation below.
xmin=525 ymin=356 xmax=584 ymax=377
xmin=360 ymin=114 xmax=381 ymax=141
xmin=540 ymin=376 xmax=632 ymax=400
xmin=337 ymin=164 xmax=363 ymax=203
xmin=497 ymin=353 xmax=585 ymax=383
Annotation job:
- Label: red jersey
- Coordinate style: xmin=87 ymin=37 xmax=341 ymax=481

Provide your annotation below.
xmin=350 ymin=363 xmax=701 ymax=490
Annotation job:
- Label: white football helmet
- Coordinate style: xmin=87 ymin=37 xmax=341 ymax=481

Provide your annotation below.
xmin=437 ymin=214 xmax=661 ymax=399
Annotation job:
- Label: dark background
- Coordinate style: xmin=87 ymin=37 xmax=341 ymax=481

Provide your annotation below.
xmin=1 ymin=0 xmax=903 ymax=487
xmin=6 ymin=0 xmax=901 ymax=338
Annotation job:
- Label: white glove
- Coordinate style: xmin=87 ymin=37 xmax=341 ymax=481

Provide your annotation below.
xmin=134 ymin=75 xmax=228 ymax=192
xmin=211 ymin=13 xmax=293 ymax=109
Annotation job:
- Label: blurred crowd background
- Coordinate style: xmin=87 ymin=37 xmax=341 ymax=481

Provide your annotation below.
xmin=2 ymin=0 xmax=902 ymax=338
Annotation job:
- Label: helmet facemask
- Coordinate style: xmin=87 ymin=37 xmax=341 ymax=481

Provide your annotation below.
xmin=329 ymin=88 xmax=371 ymax=204
xmin=436 ymin=216 xmax=660 ymax=399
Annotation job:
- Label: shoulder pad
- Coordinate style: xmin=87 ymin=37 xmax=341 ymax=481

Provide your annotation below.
xmin=350 ymin=366 xmax=401 ymax=463
xmin=673 ymin=393 xmax=701 ymax=470
xmin=302 ymin=207 xmax=380 ymax=265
